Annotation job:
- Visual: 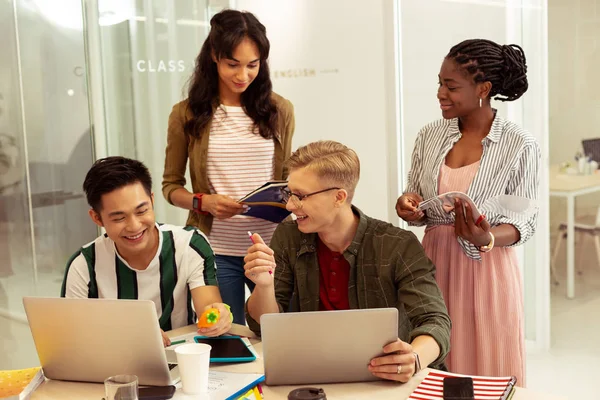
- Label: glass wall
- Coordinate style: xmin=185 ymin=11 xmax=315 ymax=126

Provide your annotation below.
xmin=0 ymin=0 xmax=97 ymax=369
xmin=89 ymin=0 xmax=215 ymax=225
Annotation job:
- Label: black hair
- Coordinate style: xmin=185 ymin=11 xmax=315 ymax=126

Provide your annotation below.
xmin=185 ymin=9 xmax=277 ymax=140
xmin=83 ymin=156 xmax=152 ymax=212
xmin=446 ymin=39 xmax=528 ymax=102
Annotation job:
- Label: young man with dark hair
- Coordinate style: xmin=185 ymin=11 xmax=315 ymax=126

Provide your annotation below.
xmin=62 ymin=157 xmax=231 ymax=345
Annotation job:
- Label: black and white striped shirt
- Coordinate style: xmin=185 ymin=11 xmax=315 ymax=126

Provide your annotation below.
xmin=405 ymin=114 xmax=541 ymax=260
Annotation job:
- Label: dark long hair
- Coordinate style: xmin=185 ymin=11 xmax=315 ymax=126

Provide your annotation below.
xmin=184 ymin=9 xmax=278 ymax=139
xmin=447 ymin=39 xmax=528 ymax=102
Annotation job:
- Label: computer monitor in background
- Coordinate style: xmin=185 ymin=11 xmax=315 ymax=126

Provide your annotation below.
xmin=582 ymin=138 xmax=600 ymax=162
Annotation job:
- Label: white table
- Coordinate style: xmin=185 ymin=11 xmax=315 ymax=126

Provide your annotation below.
xmin=31 ymin=324 xmax=566 ymax=399
xmin=549 ymin=165 xmax=600 ymax=298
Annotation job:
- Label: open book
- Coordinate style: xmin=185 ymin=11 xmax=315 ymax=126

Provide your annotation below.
xmin=417 ymin=192 xmax=538 ymax=223
xmin=417 ymin=191 xmax=483 ymax=222
xmin=408 ymin=370 xmax=517 ymax=400
xmin=238 ymin=181 xmax=291 ymax=223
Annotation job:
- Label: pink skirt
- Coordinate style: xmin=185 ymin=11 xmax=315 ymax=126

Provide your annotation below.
xmin=423 ymin=225 xmax=526 ymax=386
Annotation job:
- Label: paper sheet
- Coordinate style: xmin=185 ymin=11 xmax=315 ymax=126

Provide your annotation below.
xmin=174 ymin=370 xmax=264 ymax=400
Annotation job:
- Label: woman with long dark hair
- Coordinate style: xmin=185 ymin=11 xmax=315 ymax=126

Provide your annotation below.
xmin=162 ymin=9 xmax=295 ymax=325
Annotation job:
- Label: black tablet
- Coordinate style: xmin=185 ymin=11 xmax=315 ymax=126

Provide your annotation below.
xmin=193 ymin=336 xmax=256 ymax=363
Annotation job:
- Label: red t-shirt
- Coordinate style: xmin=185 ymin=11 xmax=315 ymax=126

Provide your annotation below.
xmin=317 ymin=238 xmax=350 ymax=311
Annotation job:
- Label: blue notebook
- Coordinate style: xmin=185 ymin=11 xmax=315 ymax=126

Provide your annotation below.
xmin=238 ymin=181 xmax=290 ymax=223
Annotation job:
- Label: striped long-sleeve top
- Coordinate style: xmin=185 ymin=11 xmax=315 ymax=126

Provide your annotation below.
xmin=207 ymin=105 xmax=279 ymax=256
xmin=405 ymin=114 xmax=541 ymax=261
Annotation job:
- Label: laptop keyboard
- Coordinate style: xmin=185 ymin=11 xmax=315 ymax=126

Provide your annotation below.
xmin=168 ymin=363 xmax=177 ymax=371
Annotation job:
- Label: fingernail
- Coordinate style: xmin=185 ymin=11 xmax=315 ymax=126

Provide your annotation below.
xmin=269 ymin=270 xmax=273 ymax=275
xmin=242 ymin=204 xmax=249 ymax=208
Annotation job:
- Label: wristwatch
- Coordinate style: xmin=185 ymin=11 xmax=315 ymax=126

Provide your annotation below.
xmin=192 ymin=193 xmax=209 ymax=215
xmin=479 ymin=232 xmax=495 ymax=253
xmin=414 ymin=352 xmax=422 ymax=374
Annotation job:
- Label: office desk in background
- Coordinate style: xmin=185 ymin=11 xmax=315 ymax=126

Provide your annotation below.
xmin=549 ymin=165 xmax=600 ymax=299
xmin=31 ymin=324 xmax=566 ymax=400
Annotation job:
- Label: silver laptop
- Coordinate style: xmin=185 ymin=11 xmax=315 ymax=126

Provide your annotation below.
xmin=260 ymin=308 xmax=398 ymax=385
xmin=23 ymin=297 xmax=180 ymax=386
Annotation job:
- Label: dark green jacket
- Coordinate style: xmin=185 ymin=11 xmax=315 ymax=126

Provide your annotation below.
xmin=246 ymin=206 xmax=451 ymax=367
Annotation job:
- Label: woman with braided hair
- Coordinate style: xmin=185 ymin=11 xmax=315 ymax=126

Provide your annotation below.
xmin=396 ymin=39 xmax=540 ymax=384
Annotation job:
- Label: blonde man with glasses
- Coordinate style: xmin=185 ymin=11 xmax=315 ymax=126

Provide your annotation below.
xmin=244 ymin=140 xmax=451 ymax=383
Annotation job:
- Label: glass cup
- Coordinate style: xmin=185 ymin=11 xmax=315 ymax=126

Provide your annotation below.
xmin=104 ymin=374 xmax=139 ymax=400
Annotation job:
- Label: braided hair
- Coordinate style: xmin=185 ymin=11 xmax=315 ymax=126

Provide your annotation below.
xmin=447 ymin=39 xmax=528 ymax=102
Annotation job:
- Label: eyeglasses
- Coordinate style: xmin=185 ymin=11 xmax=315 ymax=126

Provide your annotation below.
xmin=281 ymin=187 xmax=340 ymax=209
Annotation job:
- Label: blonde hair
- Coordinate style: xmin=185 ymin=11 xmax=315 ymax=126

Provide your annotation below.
xmin=285 ymin=140 xmax=360 ymax=201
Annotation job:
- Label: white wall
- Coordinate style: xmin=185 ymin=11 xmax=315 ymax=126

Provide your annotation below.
xmin=235 ymin=0 xmax=400 ymax=223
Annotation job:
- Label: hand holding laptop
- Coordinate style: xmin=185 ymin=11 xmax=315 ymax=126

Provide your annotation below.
xmin=368 ymin=339 xmax=416 ymax=383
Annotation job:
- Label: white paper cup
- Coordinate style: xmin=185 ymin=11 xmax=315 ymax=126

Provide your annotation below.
xmin=175 ymin=343 xmax=212 ymax=394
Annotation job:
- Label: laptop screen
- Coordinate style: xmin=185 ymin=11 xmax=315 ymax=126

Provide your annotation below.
xmin=582 ymin=138 xmax=600 ymax=162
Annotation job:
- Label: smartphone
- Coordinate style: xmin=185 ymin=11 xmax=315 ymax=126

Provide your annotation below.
xmin=443 ymin=377 xmax=475 ymax=400
xmin=138 ymin=385 xmax=176 ymax=400
xmin=194 ymin=335 xmax=256 ymax=363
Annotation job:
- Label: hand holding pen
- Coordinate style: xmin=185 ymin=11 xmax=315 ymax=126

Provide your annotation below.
xmin=244 ymin=231 xmax=276 ymax=287
xmin=247 ymin=232 xmax=272 ymax=275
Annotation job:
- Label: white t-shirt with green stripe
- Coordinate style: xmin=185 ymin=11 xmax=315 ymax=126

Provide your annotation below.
xmin=61 ymin=223 xmax=217 ymax=331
